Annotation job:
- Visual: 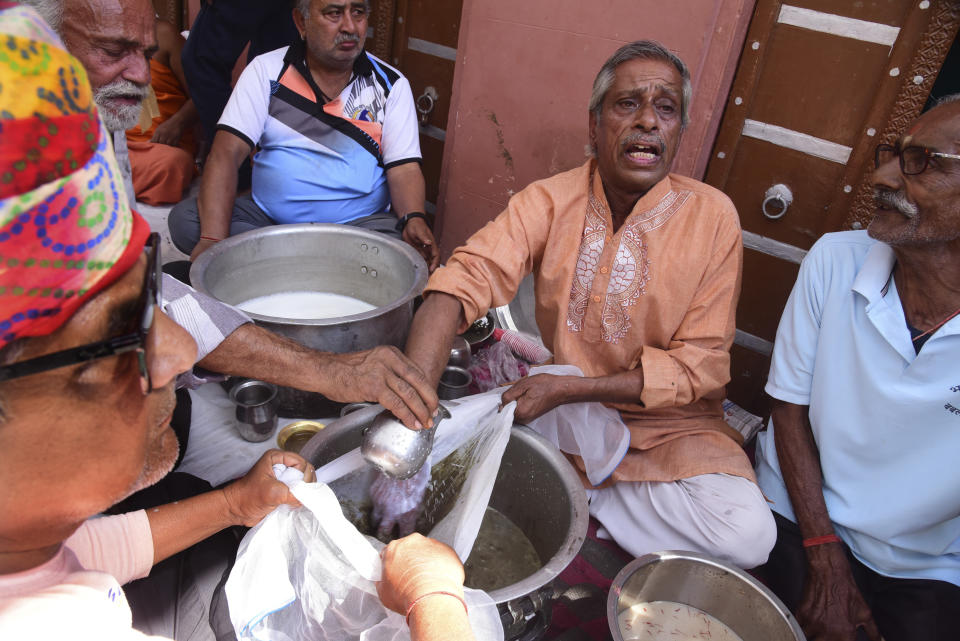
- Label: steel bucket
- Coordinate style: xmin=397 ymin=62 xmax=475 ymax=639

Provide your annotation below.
xmin=190 ymin=223 xmax=428 ymax=416
xmin=608 ymin=551 xmax=805 ymax=641
xmin=299 ymin=410 xmax=589 ymax=639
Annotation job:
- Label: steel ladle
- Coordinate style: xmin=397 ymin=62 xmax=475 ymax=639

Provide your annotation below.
xmin=361 ymin=404 xmax=452 ymax=479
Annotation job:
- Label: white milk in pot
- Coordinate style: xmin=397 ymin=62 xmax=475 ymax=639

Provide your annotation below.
xmin=237 ymin=291 xmax=376 ymax=319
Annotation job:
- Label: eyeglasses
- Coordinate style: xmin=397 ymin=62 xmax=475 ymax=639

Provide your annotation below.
xmin=874 ymin=143 xmax=960 ymax=175
xmin=0 ymin=233 xmax=162 ymax=393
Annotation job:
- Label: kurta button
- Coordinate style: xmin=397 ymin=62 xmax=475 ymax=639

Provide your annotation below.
xmin=600 ymin=267 xmax=608 ymax=274
xmin=593 ymin=295 xmax=601 ymax=302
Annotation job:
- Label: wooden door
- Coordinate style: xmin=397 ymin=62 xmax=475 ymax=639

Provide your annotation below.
xmin=368 ymin=0 xmax=464 ymax=221
xmin=705 ymin=0 xmax=960 ymax=416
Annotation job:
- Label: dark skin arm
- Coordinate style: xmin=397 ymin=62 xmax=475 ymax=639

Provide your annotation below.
xmin=386 ymin=162 xmax=439 ymax=272
xmin=199 ymin=323 xmax=438 ymax=430
xmin=191 ymin=130 xmax=249 ymax=260
xmin=771 ymin=400 xmax=880 ymax=641
xmin=405 ymin=293 xmax=645 ymax=423
xmin=147 ymin=450 xmax=314 ymax=563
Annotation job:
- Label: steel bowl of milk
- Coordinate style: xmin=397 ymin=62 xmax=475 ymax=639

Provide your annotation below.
xmin=608 ymin=551 xmax=805 ymax=641
xmin=190 ymin=224 xmax=428 ymax=416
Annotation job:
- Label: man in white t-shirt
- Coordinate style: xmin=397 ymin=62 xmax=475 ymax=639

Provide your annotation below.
xmin=754 ymin=96 xmax=960 ymax=641
xmin=169 ymin=0 xmax=440 ymax=270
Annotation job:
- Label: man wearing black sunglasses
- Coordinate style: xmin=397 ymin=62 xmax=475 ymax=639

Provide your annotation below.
xmin=753 ymin=95 xmax=960 ymax=641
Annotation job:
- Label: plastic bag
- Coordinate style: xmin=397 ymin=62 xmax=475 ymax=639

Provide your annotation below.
xmin=522 ymin=365 xmax=630 ymax=486
xmin=226 ymin=390 xmax=513 ymax=641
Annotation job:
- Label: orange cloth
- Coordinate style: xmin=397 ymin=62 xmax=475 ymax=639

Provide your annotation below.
xmin=426 ymin=160 xmax=754 ymax=484
xmin=126 ymin=59 xmax=196 ymax=205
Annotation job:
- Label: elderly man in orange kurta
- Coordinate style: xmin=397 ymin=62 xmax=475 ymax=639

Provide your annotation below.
xmin=406 ymin=41 xmax=776 ymax=568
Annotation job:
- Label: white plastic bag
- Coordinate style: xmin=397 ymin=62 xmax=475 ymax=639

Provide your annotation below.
xmin=226 ymin=391 xmax=513 ymax=641
xmin=523 ymin=364 xmax=630 ymax=486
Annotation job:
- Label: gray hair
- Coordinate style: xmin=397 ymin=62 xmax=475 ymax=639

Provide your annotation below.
xmin=295 ymin=0 xmax=370 ymax=18
xmin=19 ymin=0 xmax=64 ymax=34
xmin=589 ymin=40 xmax=692 ymax=129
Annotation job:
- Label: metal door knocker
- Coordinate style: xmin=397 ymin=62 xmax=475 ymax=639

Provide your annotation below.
xmin=762 ymin=184 xmax=793 ymax=220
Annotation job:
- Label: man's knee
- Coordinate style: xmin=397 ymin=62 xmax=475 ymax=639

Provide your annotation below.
xmin=683 ymin=475 xmax=778 ymax=568
xmin=716 ymin=501 xmax=777 ymax=569
xmin=168 ymin=196 xmax=201 ymax=254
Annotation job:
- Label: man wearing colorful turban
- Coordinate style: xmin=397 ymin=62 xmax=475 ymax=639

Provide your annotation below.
xmin=0 ymin=7 xmax=471 ymax=641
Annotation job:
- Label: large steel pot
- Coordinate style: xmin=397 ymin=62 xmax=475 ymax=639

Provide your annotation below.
xmin=299 ymin=411 xmax=589 ymax=639
xmin=608 ymin=551 xmax=805 ymax=641
xmin=190 ymin=224 xmax=428 ymax=415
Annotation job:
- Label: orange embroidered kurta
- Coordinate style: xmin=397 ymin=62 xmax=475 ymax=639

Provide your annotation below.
xmin=426 ymin=160 xmax=755 ymax=484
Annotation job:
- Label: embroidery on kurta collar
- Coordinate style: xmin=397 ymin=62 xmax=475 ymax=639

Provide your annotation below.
xmin=566 ymin=173 xmax=691 ymax=343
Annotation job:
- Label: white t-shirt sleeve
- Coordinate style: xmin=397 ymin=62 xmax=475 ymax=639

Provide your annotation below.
xmin=65 ymin=512 xmax=155 ymax=585
xmin=381 ymin=76 xmax=422 ymax=167
xmin=217 ymin=54 xmax=273 ymax=148
xmin=764 ymin=240 xmax=828 ymax=406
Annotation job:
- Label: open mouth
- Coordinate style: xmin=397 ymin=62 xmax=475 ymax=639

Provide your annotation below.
xmin=624 ymin=141 xmax=662 ymax=164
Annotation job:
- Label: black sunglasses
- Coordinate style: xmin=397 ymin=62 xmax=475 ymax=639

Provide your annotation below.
xmin=0 ymin=233 xmax=162 ymax=393
xmin=874 ymin=143 xmax=960 ymax=176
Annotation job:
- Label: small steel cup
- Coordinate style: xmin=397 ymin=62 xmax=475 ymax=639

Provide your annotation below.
xmin=438 ymin=365 xmax=472 ymax=400
xmin=230 ymin=379 xmax=278 ymax=442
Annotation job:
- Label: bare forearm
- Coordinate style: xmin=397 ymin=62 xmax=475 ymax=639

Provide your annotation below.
xmin=197 ymin=324 xmax=339 ymax=395
xmin=405 ymin=292 xmax=464 ymax=386
xmin=197 ymin=132 xmax=245 ymax=239
xmin=386 ymin=162 xmax=426 ymax=217
xmin=771 ymin=400 xmax=835 ymax=539
xmin=408 ymin=597 xmax=475 ymax=641
xmin=146 ymin=489 xmax=236 ymax=564
xmin=555 ymin=369 xmax=645 ymax=405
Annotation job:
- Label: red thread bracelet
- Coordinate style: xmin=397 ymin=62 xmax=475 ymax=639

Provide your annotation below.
xmin=405 ymin=591 xmax=468 ymax=625
xmin=199 ymin=235 xmax=223 ymax=242
xmin=802 ymin=534 xmax=842 ymax=548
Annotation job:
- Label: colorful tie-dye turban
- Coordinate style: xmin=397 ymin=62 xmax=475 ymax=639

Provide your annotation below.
xmin=0 ymin=3 xmax=150 ymax=344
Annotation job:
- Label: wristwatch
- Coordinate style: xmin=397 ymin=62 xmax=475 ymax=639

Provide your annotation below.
xmin=395 ymin=211 xmax=428 ymax=232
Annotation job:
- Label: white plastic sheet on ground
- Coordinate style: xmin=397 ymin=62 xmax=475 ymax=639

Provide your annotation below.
xmin=226 ymin=390 xmax=513 ymax=641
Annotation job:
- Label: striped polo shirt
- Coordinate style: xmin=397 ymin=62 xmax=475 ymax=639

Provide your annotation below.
xmin=217 ymin=42 xmax=421 ymax=224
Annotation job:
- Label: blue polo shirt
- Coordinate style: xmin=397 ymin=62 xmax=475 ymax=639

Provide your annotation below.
xmin=755 ymin=231 xmax=960 ymax=586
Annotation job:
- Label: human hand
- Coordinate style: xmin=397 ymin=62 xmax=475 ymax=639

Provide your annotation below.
xmin=150 ymin=118 xmax=185 ymax=146
xmin=322 ymin=345 xmax=439 ymax=430
xmin=371 ymin=463 xmax=430 ymax=540
xmin=190 ymin=237 xmax=218 ymax=261
xmin=402 ymin=218 xmax=440 ymax=272
xmin=221 ymin=449 xmax=316 ymax=527
xmin=500 ymin=373 xmax=577 ymax=423
xmin=376 ymin=533 xmax=465 ymax=615
xmin=796 ymin=546 xmax=881 ymax=641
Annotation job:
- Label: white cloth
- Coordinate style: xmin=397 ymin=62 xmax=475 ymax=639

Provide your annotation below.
xmin=524 ymin=364 xmax=630 ymax=485
xmin=587 ymin=473 xmax=776 ymax=569
xmin=755 ymin=230 xmax=960 ymax=586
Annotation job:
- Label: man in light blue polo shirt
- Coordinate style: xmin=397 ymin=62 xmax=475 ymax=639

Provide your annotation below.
xmin=754 ymin=96 xmax=960 ymax=641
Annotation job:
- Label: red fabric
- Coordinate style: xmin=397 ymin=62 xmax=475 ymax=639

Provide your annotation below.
xmin=0 ymin=110 xmax=99 ymax=201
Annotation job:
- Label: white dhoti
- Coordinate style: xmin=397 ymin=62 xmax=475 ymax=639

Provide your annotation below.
xmin=587 ymin=472 xmax=776 ymax=569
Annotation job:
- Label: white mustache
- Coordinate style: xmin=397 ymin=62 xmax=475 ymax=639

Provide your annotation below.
xmin=874 ymin=188 xmax=919 ymax=219
xmin=335 ymin=33 xmax=361 ymax=45
xmin=94 ymin=78 xmax=149 ymax=101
